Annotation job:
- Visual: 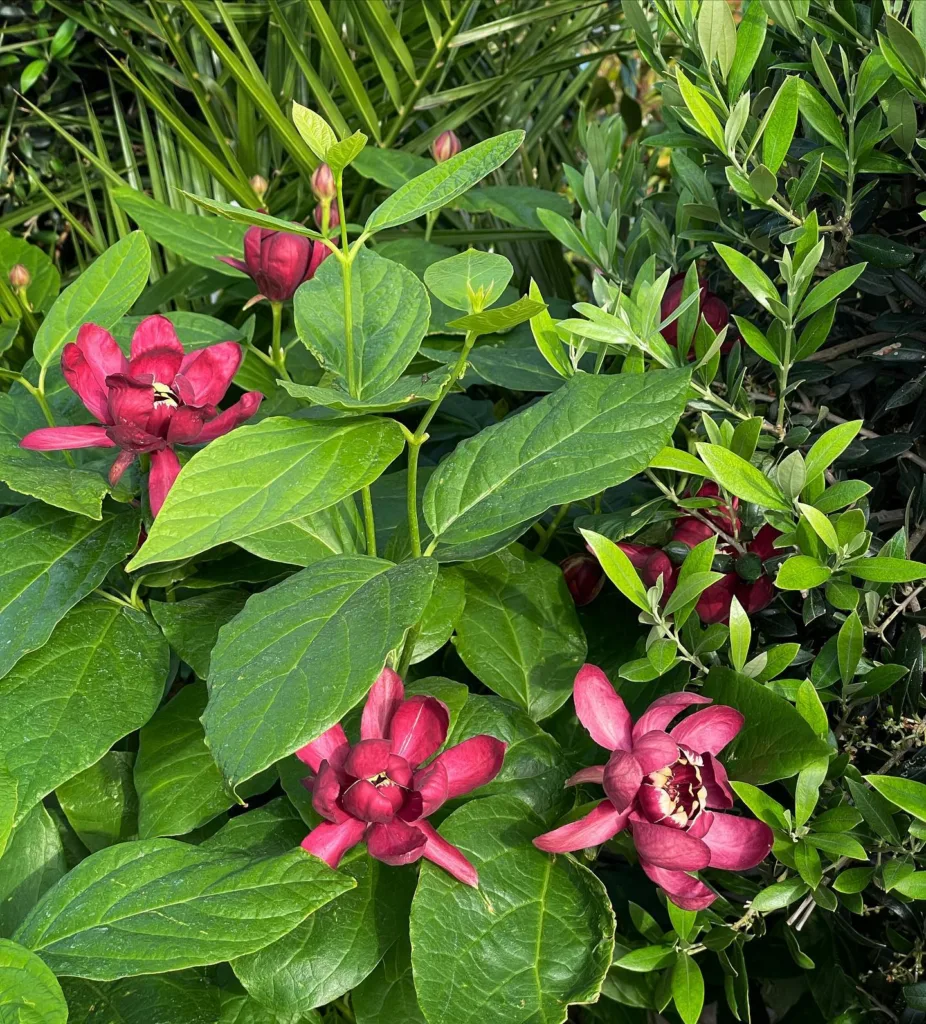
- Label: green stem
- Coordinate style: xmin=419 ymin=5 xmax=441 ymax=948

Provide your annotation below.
xmin=19 ymin=373 xmax=76 ymax=467
xmin=777 ymin=326 xmax=793 ymax=433
xmin=335 ymin=173 xmax=357 ymax=396
xmin=406 ymin=330 xmax=479 ymax=558
xmin=270 ymin=301 xmax=290 ymax=381
xmin=534 ymin=502 xmax=571 ymax=556
xmin=361 ymin=485 xmax=377 ymax=558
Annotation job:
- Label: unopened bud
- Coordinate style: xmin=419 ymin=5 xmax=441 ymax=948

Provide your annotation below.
xmin=560 ymin=553 xmax=604 ymax=607
xmin=311 ymin=163 xmax=336 ymax=201
xmin=314 ymin=201 xmax=340 ymax=231
xmin=432 ymin=130 xmax=461 ymax=164
xmin=250 ymin=174 xmax=269 ymax=198
xmin=9 ymin=263 xmax=30 ymax=289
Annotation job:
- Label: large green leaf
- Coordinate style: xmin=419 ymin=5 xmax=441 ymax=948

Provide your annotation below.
xmin=364 ymin=131 xmax=525 ymax=233
xmin=232 ymin=850 xmax=414 ymax=1015
xmin=701 ymin=668 xmax=831 ymax=783
xmin=128 ymin=417 xmax=405 ymax=569
xmin=423 ymin=249 xmax=513 ymax=312
xmin=410 ymin=796 xmax=614 ymax=1024
xmin=424 ymin=369 xmax=690 ymax=550
xmin=204 ymin=556 xmax=437 ymax=789
xmin=0 ymin=939 xmax=67 ymax=1023
xmin=55 ymin=751 xmax=137 ymax=853
xmin=63 ymin=972 xmax=220 ymax=1024
xmin=33 ymin=232 xmax=150 ymax=370
xmin=203 ymin=797 xmax=308 ymax=859
xmin=452 ymin=545 xmax=586 ymax=720
xmin=113 ymin=187 xmax=246 ymax=275
xmin=235 ymin=500 xmax=363 ymax=567
xmin=0 ymin=598 xmax=168 ymax=822
xmin=15 ymin=840 xmax=353 ymax=980
xmin=0 ymin=504 xmax=139 ymax=679
xmin=135 ymin=683 xmax=237 ymax=840
xmin=295 ymin=247 xmax=430 ymax=400
xmin=150 ymin=590 xmax=249 ymax=678
xmin=353 ymin=936 xmax=424 ymax=1024
xmin=0 ymin=805 xmax=66 ymax=938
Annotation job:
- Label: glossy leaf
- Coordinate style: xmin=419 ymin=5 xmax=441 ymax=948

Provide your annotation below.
xmin=150 ymin=591 xmax=249 ymax=678
xmin=56 ymin=751 xmax=137 ymax=852
xmin=0 ymin=938 xmax=67 ymax=1023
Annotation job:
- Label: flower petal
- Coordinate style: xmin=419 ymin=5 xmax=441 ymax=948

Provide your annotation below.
xmin=216 ymin=256 xmax=249 ymax=274
xmin=639 ymin=860 xmax=716 ymax=911
xmin=106 ymin=374 xmax=156 ymax=429
xmin=301 ymin=817 xmax=366 ymax=870
xmin=631 ymin=731 xmax=680 ymax=773
xmin=411 ymin=759 xmax=449 ymax=818
xmin=749 ymin=524 xmax=781 ymax=560
xmin=670 ymin=705 xmax=744 ymax=756
xmin=632 ymin=692 xmax=712 ymax=741
xmin=341 ymin=779 xmax=402 ymax=823
xmin=565 ymin=766 xmax=605 ymax=787
xmin=425 ymin=735 xmax=506 ymax=802
xmin=166 ymin=406 xmax=207 ymax=445
xmin=366 ymin=819 xmax=427 ymax=866
xmin=616 ymin=542 xmax=659 ymax=569
xmin=194 ymin=392 xmax=263 ymax=443
xmin=701 ymin=811 xmax=773 ymax=870
xmin=574 ymin=664 xmax=632 ymax=752
xmin=312 ymin=760 xmax=346 ymax=823
xmin=533 ymin=800 xmax=630 ymax=854
xmin=388 ymin=695 xmax=449 ymax=769
xmin=416 ymin=819 xmax=479 ymax=887
xmin=129 ymin=315 xmax=185 ymax=382
xmin=148 ymin=448 xmax=181 ymax=517
xmin=62 ymin=325 xmax=127 ymax=422
xmin=630 ymin=817 xmax=710 ymax=871
xmin=296 ymin=723 xmax=350 ymax=773
xmin=701 ymin=753 xmax=734 ymax=809
xmin=344 ymin=738 xmax=393 ymax=780
xmin=20 ymin=425 xmax=115 ymax=451
xmin=108 ymin=449 xmax=136 ymax=486
xmin=602 ymin=749 xmax=643 ymax=812
xmin=361 ymin=667 xmax=405 ymax=740
xmin=174 ymin=342 xmax=243 ymax=407
xmin=695 ymin=573 xmax=738 ymax=624
xmin=386 ymin=753 xmax=413 ymax=789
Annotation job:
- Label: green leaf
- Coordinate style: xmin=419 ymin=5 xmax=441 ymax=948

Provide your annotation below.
xmin=452 ymin=544 xmax=586 ymax=721
xmin=353 ymin=936 xmax=424 ymax=1024
xmin=664 ymin=571 xmax=726 ymax=615
xmin=698 ymin=0 xmax=736 ymax=79
xmin=326 ymin=130 xmax=368 ymax=175
xmin=135 ymin=683 xmax=238 ymax=840
xmin=113 ymin=188 xmax=246 ymax=275
xmin=0 ymin=598 xmax=168 ymax=823
xmin=447 ymin=296 xmax=546 ymax=335
xmin=749 ymin=878 xmax=808 ymax=912
xmin=0 ymin=504 xmax=139 ymax=680
xmin=33 ymin=232 xmax=150 ymax=370
xmin=128 ymin=417 xmax=404 ymax=570
xmin=672 ymin=954 xmax=704 ymax=1024
xmin=424 ymin=249 xmax=513 ymax=312
xmin=291 ymin=101 xmax=338 ymax=159
xmin=837 ymin=611 xmax=863 ymax=685
xmin=0 ymin=939 xmax=67 ymax=1023
xmin=795 ymin=680 xmax=828 ymax=738
xmin=775 ymin=555 xmax=831 ymax=590
xmin=729 ymin=781 xmax=789 ymax=829
xmin=846 ymin=777 xmax=901 ymax=842
xmin=150 ymin=590 xmax=249 ymax=679
xmin=0 ymin=804 xmax=66 ymax=937
xmin=55 ymin=751 xmax=137 ymax=853
xmin=63 ymin=972 xmax=221 ymax=1024
xmin=650 ymin=446 xmax=711 ymax=475
xmin=14 ymin=840 xmax=353 ymax=979
xmin=280 ymin=371 xmax=453 ymax=415
xmin=424 ymin=368 xmax=690 ymax=551
xmin=727 ymin=0 xmax=767 ymax=100
xmin=804 ymin=420 xmax=862 ymax=480
xmin=734 ymin=316 xmax=780 ymax=365
xmin=294 ymin=248 xmax=430 ymax=400
xmin=529 ymin=279 xmax=572 ymax=378
xmin=844 ymin=556 xmax=926 ymax=583
xmin=728 ymin=596 xmax=751 ymax=672
xmin=232 ymin=850 xmax=413 ymax=1016
xmin=797 ymin=264 xmax=866 ymax=321
xmin=813 ymin=480 xmax=871 ymax=514
xmin=365 ymin=131 xmax=524 ymax=233
xmin=675 ymin=68 xmax=725 ymax=151
xmin=713 ymin=244 xmax=781 ymax=314
xmin=893 ymin=872 xmax=926 ymax=900
xmin=833 ymin=866 xmax=875 ymax=894
xmin=794 ymin=840 xmax=822 ymax=888
xmin=696 ymin=443 xmax=791 ymax=511
xmin=204 ymin=556 xmax=437 ymax=789
xmin=794 ymin=301 xmax=836 ymax=360
xmin=180 ymin=193 xmax=322 ymax=240
xmin=615 ymin=945 xmax=677 ymax=971
xmin=805 ymin=832 xmax=867 ymax=860
xmin=0 ymin=229 xmax=60 ymax=312
xmin=886 ymin=13 xmax=926 ymax=79
xmin=762 ymin=77 xmax=799 ymax=174
xmin=798 ymin=503 xmax=838 ymax=551
xmin=410 ymin=796 xmax=614 ymax=1024
xmin=798 ymin=80 xmax=846 ymax=149
xmin=236 ymin=501 xmax=362 ymax=567
xmin=701 ymin=668 xmax=831 ymax=783
xmin=582 ymin=529 xmax=650 ymax=611
xmin=865 ymin=775 xmax=926 ymax=822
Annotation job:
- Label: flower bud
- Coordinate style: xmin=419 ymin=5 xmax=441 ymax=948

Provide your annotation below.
xmin=314 ymin=201 xmax=340 ymax=231
xmin=249 ymin=174 xmax=269 ymax=199
xmin=217 ymin=225 xmax=330 ymax=301
xmin=311 ymin=163 xmax=337 ymax=201
xmin=432 ymin=130 xmax=461 ymax=163
xmin=9 ymin=263 xmax=30 ymax=289
xmin=560 ymin=553 xmax=604 ymax=607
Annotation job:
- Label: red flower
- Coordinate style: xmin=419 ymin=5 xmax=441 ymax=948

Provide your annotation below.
xmin=297 ymin=668 xmax=506 ymax=887
xmin=20 ymin=316 xmax=262 ymax=516
xmin=561 ymin=552 xmax=605 ymax=606
xmin=661 ymin=273 xmax=732 ymax=354
xmin=219 ymin=225 xmax=330 ymax=302
xmin=534 ymin=666 xmax=772 ymax=910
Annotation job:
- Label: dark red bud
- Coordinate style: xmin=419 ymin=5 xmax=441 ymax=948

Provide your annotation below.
xmin=561 ymin=553 xmax=605 ymax=607
xmin=311 ymin=163 xmax=337 ymax=201
xmin=432 ymin=130 xmax=461 ymax=163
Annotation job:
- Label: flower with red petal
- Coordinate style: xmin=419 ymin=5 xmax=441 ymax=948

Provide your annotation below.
xmin=297 ymin=668 xmax=506 ymax=887
xmin=661 ymin=273 xmax=732 ymax=355
xmin=219 ymin=225 xmax=330 ymax=302
xmin=20 ymin=315 xmax=263 ymax=516
xmin=534 ymin=665 xmax=772 ymax=910
xmin=561 ymin=552 xmax=605 ymax=607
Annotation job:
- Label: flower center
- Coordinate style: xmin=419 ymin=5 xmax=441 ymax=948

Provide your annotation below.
xmin=152 ymin=381 xmax=179 ymax=408
xmin=641 ymin=749 xmax=708 ymax=829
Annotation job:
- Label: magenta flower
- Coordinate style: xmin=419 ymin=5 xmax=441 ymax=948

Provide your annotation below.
xmin=219 ymin=225 xmax=330 ymax=302
xmin=20 ymin=315 xmax=263 ymax=515
xmin=297 ymin=668 xmax=506 ymax=887
xmin=534 ymin=665 xmax=772 ymax=910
